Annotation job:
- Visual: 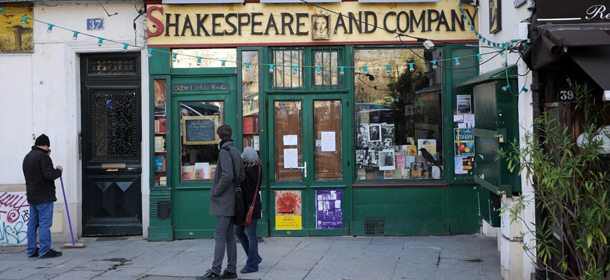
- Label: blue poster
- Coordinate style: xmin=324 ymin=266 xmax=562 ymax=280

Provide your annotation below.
xmin=315 ymin=190 xmax=343 ymax=229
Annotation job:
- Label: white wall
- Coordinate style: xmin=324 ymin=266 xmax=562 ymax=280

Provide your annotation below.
xmin=0 ymin=2 xmax=150 ymax=243
xmin=476 ymin=0 xmax=535 ymax=279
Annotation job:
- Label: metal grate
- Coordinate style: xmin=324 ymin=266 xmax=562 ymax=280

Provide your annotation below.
xmin=88 ymin=58 xmax=137 ymax=75
xmin=157 ymin=201 xmax=171 ymax=220
xmin=90 ymin=90 xmax=138 ymax=160
xmin=271 ymin=47 xmax=304 ymax=90
xmin=364 ymin=216 xmax=385 ymax=235
xmin=312 ymin=46 xmax=342 ymax=88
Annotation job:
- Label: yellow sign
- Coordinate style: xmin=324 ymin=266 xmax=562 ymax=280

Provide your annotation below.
xmin=0 ymin=4 xmax=33 ymax=53
xmin=276 ymin=215 xmax=303 ymax=230
xmin=147 ymin=1 xmax=477 ymax=46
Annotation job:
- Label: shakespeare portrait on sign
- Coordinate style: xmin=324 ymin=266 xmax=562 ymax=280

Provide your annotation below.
xmin=312 ymin=14 xmax=331 ymax=40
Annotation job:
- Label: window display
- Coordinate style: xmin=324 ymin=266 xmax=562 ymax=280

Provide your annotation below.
xmin=354 ymin=48 xmax=444 ymax=180
xmin=179 ymin=101 xmax=223 ymax=181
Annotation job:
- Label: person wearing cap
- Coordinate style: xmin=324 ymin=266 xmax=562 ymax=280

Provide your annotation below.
xmin=22 ymin=134 xmax=63 ymax=259
xmin=234 ymin=147 xmax=263 ymax=273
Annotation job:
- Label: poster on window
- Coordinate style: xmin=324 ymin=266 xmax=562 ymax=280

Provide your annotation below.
xmin=316 ymin=190 xmax=343 ymax=229
xmin=457 ymin=95 xmax=472 ymax=114
xmin=275 ymin=190 xmax=302 ymax=230
xmin=454 ymin=128 xmax=475 ymax=156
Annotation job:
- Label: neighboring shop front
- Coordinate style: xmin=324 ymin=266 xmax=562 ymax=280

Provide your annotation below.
xmin=145 ymin=0 xmax=486 ymax=240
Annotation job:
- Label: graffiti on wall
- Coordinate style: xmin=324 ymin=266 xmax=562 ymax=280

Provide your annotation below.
xmin=0 ymin=192 xmax=29 ymax=245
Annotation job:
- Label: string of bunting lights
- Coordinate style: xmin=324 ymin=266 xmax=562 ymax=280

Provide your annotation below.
xmin=0 ymin=1 xmax=529 ymax=91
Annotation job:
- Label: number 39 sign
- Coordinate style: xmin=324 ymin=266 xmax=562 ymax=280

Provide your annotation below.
xmin=558 ymin=89 xmax=574 ymax=101
xmin=87 ymin=18 xmax=104 ymax=30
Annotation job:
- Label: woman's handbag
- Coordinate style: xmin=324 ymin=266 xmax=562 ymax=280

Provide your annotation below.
xmin=241 ymin=165 xmax=261 ymax=226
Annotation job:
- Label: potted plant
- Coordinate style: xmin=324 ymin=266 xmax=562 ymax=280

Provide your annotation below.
xmin=498 ymin=83 xmax=610 ymax=279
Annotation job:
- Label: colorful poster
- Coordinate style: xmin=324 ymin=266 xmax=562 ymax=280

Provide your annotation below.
xmin=454 ymin=128 xmax=475 ymax=156
xmin=315 ymin=190 xmax=343 ymax=229
xmin=275 ymin=190 xmax=302 ymax=230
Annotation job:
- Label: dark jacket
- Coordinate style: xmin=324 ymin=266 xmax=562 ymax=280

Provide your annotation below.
xmin=23 ymin=146 xmax=62 ymax=204
xmin=242 ymin=162 xmax=262 ymax=220
xmin=209 ymin=141 xmax=245 ymax=216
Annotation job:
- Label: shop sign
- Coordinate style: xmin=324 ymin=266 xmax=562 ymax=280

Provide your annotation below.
xmin=0 ymin=4 xmax=33 ymax=53
xmin=146 ymin=2 xmax=478 ymax=46
xmin=538 ymin=0 xmax=610 ymax=23
xmin=173 ymin=82 xmax=228 ymax=91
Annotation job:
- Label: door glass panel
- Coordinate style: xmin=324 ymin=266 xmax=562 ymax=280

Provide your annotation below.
xmin=90 ymin=89 xmax=138 ymax=160
xmin=314 ymin=100 xmax=342 ymax=181
xmin=179 ymin=101 xmax=223 ymax=182
xmin=274 ymin=101 xmax=302 ymax=182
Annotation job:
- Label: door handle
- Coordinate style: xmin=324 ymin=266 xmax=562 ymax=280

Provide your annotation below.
xmin=295 ymin=161 xmax=307 ymax=178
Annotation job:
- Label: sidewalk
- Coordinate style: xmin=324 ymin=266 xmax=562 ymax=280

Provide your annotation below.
xmin=0 ymin=234 xmax=501 ymax=280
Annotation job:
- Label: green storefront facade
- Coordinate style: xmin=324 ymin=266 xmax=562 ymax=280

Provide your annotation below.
xmin=145 ymin=0 xmax=507 ymax=241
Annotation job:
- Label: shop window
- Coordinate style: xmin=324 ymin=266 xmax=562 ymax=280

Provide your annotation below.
xmin=242 ymin=51 xmax=260 ymax=151
xmin=179 ymin=101 xmax=224 ymax=181
xmin=313 ymin=47 xmax=342 ymax=88
xmin=354 ymin=48 xmax=444 ymax=180
xmin=171 ymin=49 xmax=237 ymax=68
xmin=270 ymin=47 xmax=304 ymax=89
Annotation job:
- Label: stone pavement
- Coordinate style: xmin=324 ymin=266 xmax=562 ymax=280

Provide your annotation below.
xmin=0 ymin=234 xmax=501 ymax=280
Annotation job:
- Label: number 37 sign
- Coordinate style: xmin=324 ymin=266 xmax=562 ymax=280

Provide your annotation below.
xmin=87 ymin=18 xmax=104 ymax=30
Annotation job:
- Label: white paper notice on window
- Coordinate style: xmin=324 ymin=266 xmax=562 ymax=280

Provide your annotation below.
xmin=196 ymin=162 xmax=210 ymax=179
xmin=321 ymin=131 xmax=336 ymax=152
xmin=284 ymin=148 xmax=299 ymax=168
xmin=283 ymin=135 xmax=298 ymax=146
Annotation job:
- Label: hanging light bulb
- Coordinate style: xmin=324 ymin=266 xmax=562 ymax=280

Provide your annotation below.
xmin=72 ymin=31 xmax=79 ymax=40
xmin=339 ymin=66 xmax=345 ymax=76
xmin=385 ymin=65 xmax=391 ymax=74
xmin=47 ymin=24 xmax=54 ymax=33
xmin=362 ymin=66 xmax=368 ymax=75
xmin=172 ymin=53 xmax=178 ymax=63
xmin=147 ymin=48 xmax=154 ymax=58
xmin=122 ymin=43 xmax=129 ymax=53
xmin=245 ymin=62 xmax=251 ymax=70
xmin=21 ymin=16 xmax=28 ymax=25
xmin=408 ymin=63 xmax=415 ymax=72
xmin=221 ymin=59 xmax=226 ymax=69
xmin=521 ymin=86 xmax=529 ymax=93
xmin=502 ymin=84 xmax=511 ymax=91
xmin=453 ymin=57 xmax=460 ymax=66
xmin=97 ymin=37 xmax=104 ymax=47
xmin=196 ymin=57 xmax=202 ymax=66
xmin=269 ymin=64 xmax=275 ymax=73
xmin=315 ymin=66 xmax=322 ymax=75
xmin=476 ymin=54 xmax=482 ymax=60
xmin=292 ymin=65 xmax=298 ymax=75
xmin=431 ymin=60 xmax=437 ymax=70
xmin=0 ymin=8 xmax=4 ymax=16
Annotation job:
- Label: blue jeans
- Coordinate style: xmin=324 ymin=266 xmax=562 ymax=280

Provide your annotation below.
xmin=28 ymin=202 xmax=54 ymax=256
xmin=234 ymin=219 xmax=261 ymax=271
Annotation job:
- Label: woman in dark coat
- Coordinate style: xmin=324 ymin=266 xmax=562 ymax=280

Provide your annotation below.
xmin=234 ymin=147 xmax=262 ymax=273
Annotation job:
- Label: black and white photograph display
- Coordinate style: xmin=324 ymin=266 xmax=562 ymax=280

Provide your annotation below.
xmin=368 ymin=124 xmax=381 ymax=142
xmin=357 ymin=124 xmax=369 ymax=148
xmin=378 ymin=149 xmax=396 ymax=170
xmin=381 ymin=123 xmax=395 ymax=141
xmin=366 ymin=149 xmax=379 ymax=167
xmin=355 ymin=150 xmax=367 ymax=168
xmin=368 ymin=141 xmax=383 ymax=151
